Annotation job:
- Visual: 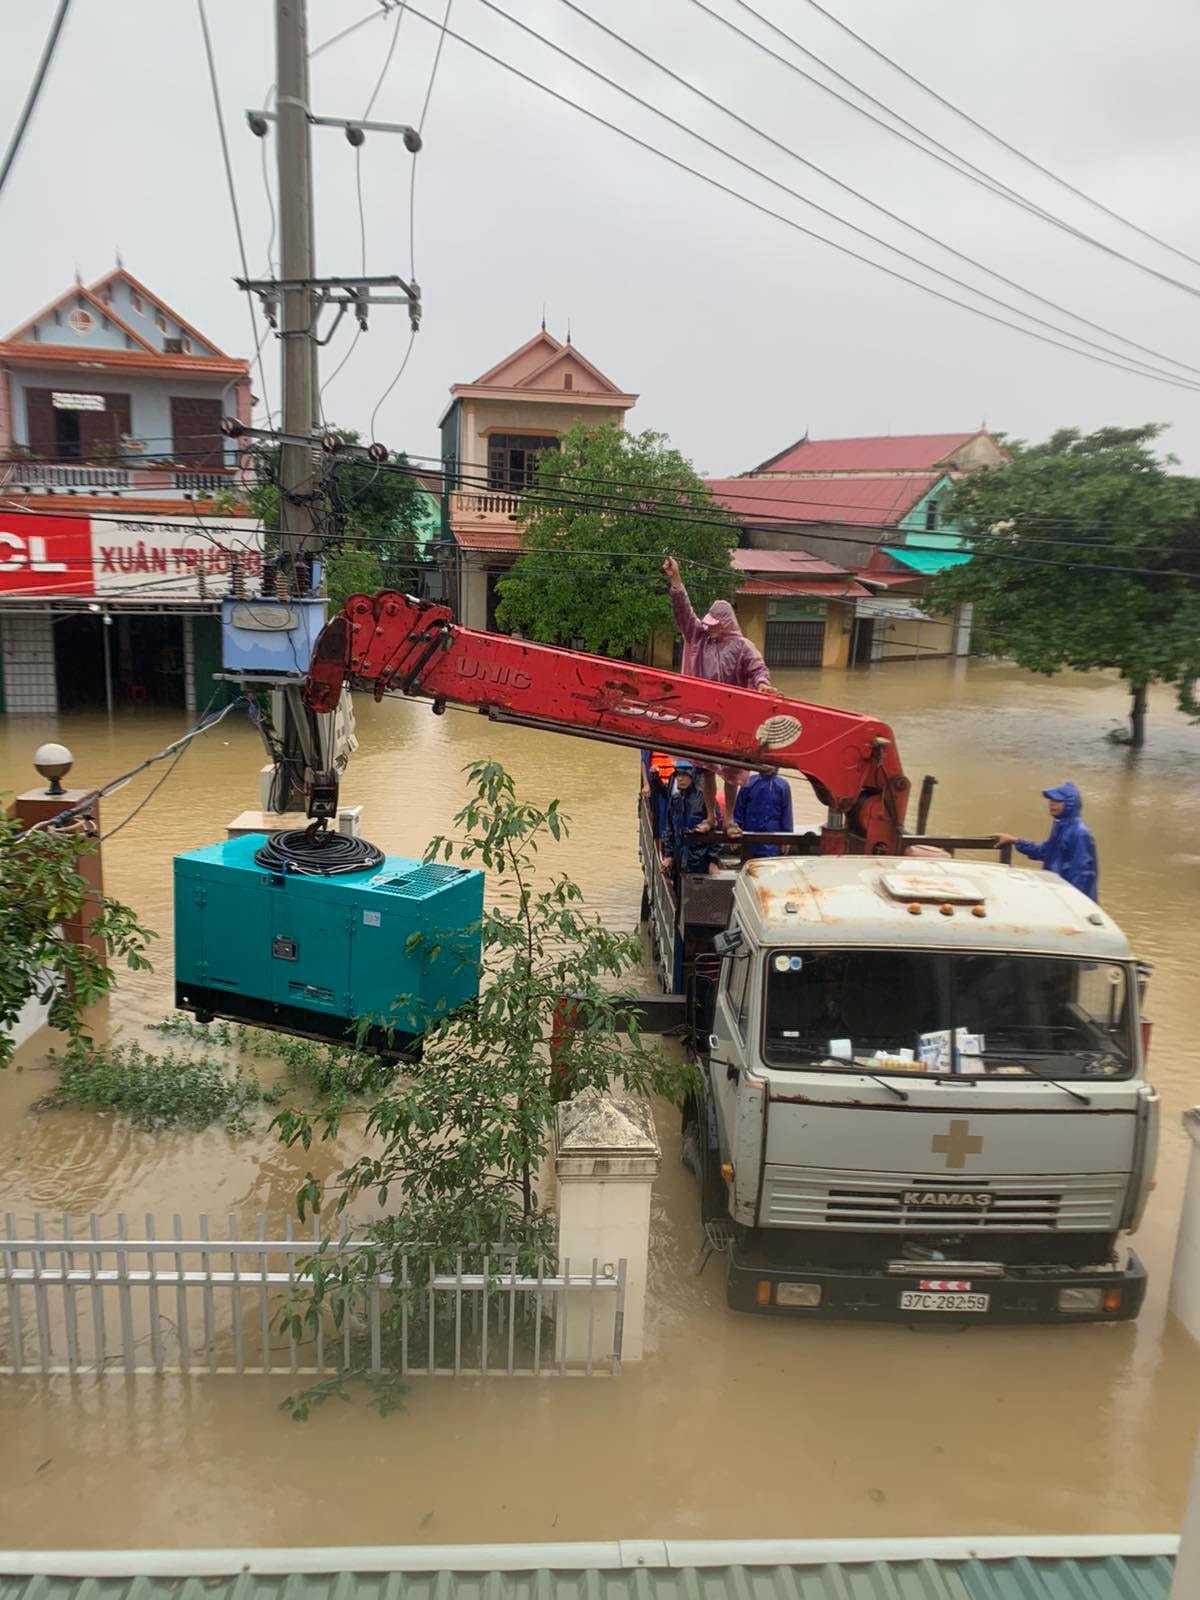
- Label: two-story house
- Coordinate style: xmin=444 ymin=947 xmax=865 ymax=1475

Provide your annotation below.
xmin=0 ymin=268 xmax=256 ymax=714
xmin=438 ymin=330 xmax=638 ymax=630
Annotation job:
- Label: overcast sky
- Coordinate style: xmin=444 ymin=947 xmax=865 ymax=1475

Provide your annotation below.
xmin=4 ymin=0 xmax=1200 ymax=474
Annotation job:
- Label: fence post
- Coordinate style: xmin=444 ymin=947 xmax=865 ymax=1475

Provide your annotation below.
xmin=1170 ymin=1108 xmax=1200 ymax=1345
xmin=555 ymin=1087 xmax=661 ymax=1363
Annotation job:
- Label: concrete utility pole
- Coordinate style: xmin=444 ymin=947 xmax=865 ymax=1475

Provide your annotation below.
xmin=274 ymin=0 xmax=319 ymax=579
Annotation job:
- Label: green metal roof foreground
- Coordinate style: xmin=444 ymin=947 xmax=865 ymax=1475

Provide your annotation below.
xmin=0 ymin=1537 xmax=1179 ymax=1600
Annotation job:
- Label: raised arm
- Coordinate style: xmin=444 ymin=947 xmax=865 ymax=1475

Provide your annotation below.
xmin=663 ymin=556 xmax=706 ymax=646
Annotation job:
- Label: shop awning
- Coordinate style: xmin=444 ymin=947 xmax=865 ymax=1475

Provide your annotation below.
xmin=887 ymin=548 xmax=972 ymax=574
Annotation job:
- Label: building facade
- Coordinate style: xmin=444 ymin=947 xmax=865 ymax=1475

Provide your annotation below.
xmin=439 ymin=330 xmax=637 ymax=630
xmin=0 ymin=268 xmax=253 ymax=713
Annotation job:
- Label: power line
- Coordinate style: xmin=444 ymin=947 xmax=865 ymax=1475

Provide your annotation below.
xmin=792 ymin=0 xmax=1200 ymax=277
xmin=399 ymin=2 xmax=1200 ymax=391
xmin=196 ymin=0 xmax=274 ymax=419
xmin=336 ymin=442 xmax=1200 ymax=547
xmin=12 ymin=696 xmax=251 ymax=842
xmin=548 ymin=0 xmax=1200 ymax=383
xmin=0 ymin=0 xmax=71 ymax=203
xmin=322 ymin=459 xmax=1200 ymax=581
xmin=705 ymin=0 xmax=1200 ymax=302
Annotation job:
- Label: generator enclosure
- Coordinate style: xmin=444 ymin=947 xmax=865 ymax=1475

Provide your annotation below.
xmin=174 ymin=835 xmax=483 ymax=1050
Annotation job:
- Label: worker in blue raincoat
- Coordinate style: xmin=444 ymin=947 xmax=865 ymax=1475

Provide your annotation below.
xmin=996 ymin=781 xmax=1098 ymax=900
xmin=729 ymin=766 xmax=793 ymax=857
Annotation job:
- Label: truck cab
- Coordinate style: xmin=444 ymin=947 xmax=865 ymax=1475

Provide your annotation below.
xmin=696 ymin=856 xmax=1157 ymax=1322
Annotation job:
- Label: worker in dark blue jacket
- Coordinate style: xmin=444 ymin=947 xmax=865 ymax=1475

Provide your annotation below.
xmin=663 ymin=761 xmax=719 ymax=878
xmin=996 ymin=781 xmax=1099 ymax=900
xmin=730 ymin=766 xmax=793 ymax=856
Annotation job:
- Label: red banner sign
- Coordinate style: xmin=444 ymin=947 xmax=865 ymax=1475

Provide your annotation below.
xmin=0 ymin=514 xmax=93 ymax=596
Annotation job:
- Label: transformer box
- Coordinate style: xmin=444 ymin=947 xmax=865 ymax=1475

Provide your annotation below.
xmin=174 ymin=835 xmax=483 ymax=1051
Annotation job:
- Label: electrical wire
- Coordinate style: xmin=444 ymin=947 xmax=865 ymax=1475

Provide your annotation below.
xmin=791 ymin=0 xmax=1200 ymax=277
xmin=0 ymin=0 xmax=72 ymax=202
xmin=398 ymin=3 xmax=1200 ymax=392
xmin=368 ymin=330 xmax=418 ymax=445
xmin=196 ymin=0 xmax=274 ymax=420
xmin=704 ymin=0 xmax=1200 ymax=300
xmin=11 ymin=697 xmax=251 ymax=843
xmin=547 ymin=0 xmax=1200 ymax=383
xmin=101 ymin=693 xmax=224 ymax=842
xmin=298 ymin=445 xmax=1200 ymax=554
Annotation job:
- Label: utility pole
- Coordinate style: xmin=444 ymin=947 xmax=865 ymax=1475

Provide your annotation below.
xmin=234 ymin=0 xmax=423 ymax=817
xmin=274 ymin=0 xmax=319 ymax=584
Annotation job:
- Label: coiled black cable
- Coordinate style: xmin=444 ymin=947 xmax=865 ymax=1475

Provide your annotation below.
xmin=254 ymin=829 xmax=385 ymax=876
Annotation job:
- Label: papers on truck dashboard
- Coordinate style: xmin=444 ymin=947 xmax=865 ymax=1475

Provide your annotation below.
xmin=918 ymin=1029 xmax=986 ymax=1072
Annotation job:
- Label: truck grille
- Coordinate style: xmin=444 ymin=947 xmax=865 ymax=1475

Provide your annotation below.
xmin=761 ymin=1165 xmax=1126 ymax=1232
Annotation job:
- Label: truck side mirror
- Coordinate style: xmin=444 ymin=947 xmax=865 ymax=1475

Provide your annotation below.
xmin=712 ymin=928 xmax=743 ymax=958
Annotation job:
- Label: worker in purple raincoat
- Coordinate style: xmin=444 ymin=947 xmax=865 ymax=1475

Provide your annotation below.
xmin=662 ymin=555 xmax=772 ymax=825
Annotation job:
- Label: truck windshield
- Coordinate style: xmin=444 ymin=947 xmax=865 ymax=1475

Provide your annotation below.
xmin=763 ymin=949 xmax=1134 ymax=1079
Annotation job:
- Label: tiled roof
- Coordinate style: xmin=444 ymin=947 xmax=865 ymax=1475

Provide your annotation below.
xmin=755 ymin=432 xmax=982 ymax=475
xmin=731 ymin=549 xmax=849 ymax=578
xmin=0 ymin=342 xmax=248 ymax=377
xmin=738 ymin=577 xmax=870 ymax=599
xmin=706 ymin=475 xmax=938 ymax=528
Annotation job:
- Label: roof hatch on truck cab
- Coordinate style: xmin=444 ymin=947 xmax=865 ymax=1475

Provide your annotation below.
xmin=880 ymin=867 xmax=984 ymax=905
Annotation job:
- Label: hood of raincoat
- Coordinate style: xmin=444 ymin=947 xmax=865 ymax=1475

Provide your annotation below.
xmin=1043 ymin=781 xmax=1083 ymax=821
xmin=700 ymin=599 xmax=739 ymax=634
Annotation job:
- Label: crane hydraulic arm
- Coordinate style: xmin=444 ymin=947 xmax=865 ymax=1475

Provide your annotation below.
xmin=303 ymin=592 xmax=909 ymax=853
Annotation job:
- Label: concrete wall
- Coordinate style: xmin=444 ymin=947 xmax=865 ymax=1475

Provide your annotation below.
xmin=460 ymin=398 xmax=627 ymax=477
xmin=8 ymin=366 xmax=240 ymax=460
xmin=734 ymin=596 xmax=767 ymax=653
xmin=822 ymin=601 xmax=853 ymax=668
xmin=460 ymin=556 xmax=492 ymax=631
xmin=872 ymin=611 xmax=956 ymax=662
xmin=0 ymin=614 xmax=56 ymax=712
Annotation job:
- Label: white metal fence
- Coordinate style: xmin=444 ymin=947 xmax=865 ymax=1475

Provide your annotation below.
xmin=0 ymin=1214 xmax=626 ymax=1379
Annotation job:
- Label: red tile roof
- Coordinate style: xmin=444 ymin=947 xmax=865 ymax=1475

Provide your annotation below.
xmin=738 ymin=577 xmax=870 ymax=599
xmin=706 ymin=474 xmax=938 ymax=528
xmin=755 ymin=433 xmax=982 ymax=475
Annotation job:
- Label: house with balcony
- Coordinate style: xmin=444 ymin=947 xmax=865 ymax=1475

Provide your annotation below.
xmin=0 ymin=268 xmax=254 ymax=714
xmin=0 ymin=266 xmax=251 ymax=509
xmin=438 ymin=329 xmax=637 ymax=630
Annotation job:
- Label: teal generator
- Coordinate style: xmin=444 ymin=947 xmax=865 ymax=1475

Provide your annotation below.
xmin=174 ymin=835 xmax=483 ymax=1052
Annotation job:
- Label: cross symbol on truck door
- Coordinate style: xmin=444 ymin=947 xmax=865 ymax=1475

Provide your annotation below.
xmin=931 ymin=1120 xmax=983 ymax=1169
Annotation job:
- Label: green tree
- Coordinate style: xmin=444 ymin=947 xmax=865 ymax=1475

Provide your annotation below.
xmin=272 ymin=761 xmax=694 ymax=1413
xmin=246 ymin=430 xmax=430 ymax=613
xmin=0 ymin=814 xmax=154 ymax=1070
xmin=930 ymin=426 xmax=1200 ymax=748
xmin=495 ymin=423 xmax=738 ymax=655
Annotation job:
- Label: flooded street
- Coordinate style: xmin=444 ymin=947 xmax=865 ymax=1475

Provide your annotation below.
xmin=2 ymin=658 xmax=1199 ymax=1548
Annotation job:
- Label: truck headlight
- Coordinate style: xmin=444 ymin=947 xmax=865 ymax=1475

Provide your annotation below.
xmin=1057 ymin=1286 xmax=1104 ymax=1313
xmin=776 ymin=1282 xmax=822 ymax=1308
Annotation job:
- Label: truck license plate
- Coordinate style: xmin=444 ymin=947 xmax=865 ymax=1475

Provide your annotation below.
xmin=899 ymin=1290 xmax=990 ymax=1313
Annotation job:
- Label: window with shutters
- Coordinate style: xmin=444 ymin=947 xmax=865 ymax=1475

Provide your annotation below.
xmin=170 ymin=397 xmax=225 ymax=467
xmin=24 ymin=389 xmax=131 ymax=461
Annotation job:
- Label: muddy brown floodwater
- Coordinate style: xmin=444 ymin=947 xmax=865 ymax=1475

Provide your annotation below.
xmin=1 ymin=659 xmax=1199 ymax=1549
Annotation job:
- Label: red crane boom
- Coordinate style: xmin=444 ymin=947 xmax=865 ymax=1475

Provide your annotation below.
xmin=304 ymin=593 xmax=909 ymax=853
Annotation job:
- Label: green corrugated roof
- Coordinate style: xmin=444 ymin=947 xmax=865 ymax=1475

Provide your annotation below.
xmin=0 ymin=1544 xmax=1177 ymax=1600
xmin=888 ymin=547 xmax=973 ymax=574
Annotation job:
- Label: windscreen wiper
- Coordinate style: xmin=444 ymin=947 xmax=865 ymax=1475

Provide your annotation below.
xmin=771 ymin=1042 xmax=908 ymax=1102
xmin=981 ymin=1053 xmax=1091 ymax=1107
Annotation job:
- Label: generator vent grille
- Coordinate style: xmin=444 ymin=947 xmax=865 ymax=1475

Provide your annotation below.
xmin=375 ymin=863 xmax=466 ymax=898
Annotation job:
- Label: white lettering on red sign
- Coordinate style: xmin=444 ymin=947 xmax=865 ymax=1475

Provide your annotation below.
xmin=0 ymin=517 xmax=93 ymax=595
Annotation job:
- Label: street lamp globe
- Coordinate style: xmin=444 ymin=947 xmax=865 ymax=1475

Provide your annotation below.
xmin=33 ymin=742 xmax=73 ymax=796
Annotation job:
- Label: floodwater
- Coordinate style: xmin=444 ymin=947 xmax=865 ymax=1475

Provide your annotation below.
xmin=1 ymin=659 xmax=1199 ymax=1549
